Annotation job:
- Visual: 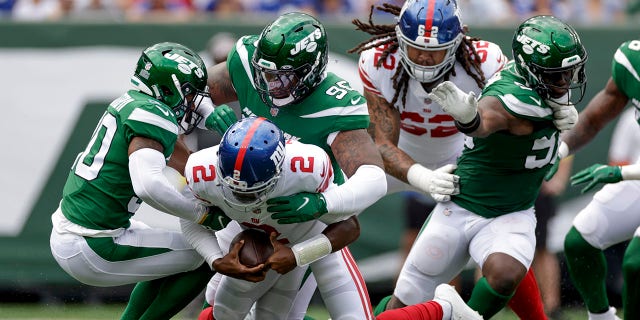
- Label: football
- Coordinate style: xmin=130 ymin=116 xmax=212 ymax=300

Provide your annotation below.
xmin=230 ymin=229 xmax=274 ymax=267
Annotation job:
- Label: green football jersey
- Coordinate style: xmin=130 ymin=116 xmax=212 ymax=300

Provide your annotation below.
xmin=452 ymin=62 xmax=561 ymax=218
xmin=60 ymin=90 xmax=179 ymax=230
xmin=612 ymin=40 xmax=640 ymax=125
xmin=227 ymin=35 xmax=370 ymax=184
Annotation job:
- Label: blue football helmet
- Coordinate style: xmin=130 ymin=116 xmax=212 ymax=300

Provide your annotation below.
xmin=396 ymin=0 xmax=464 ymax=83
xmin=217 ymin=117 xmax=286 ymax=208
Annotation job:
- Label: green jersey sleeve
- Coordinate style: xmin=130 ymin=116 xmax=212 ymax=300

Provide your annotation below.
xmin=612 ymin=40 xmax=640 ymax=105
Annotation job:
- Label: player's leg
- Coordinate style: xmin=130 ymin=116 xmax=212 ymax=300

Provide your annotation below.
xmin=392 ymin=202 xmax=477 ymax=308
xmin=623 ymin=231 xmax=640 ymax=320
xmin=508 ymin=268 xmax=547 ymax=320
xmin=213 ymin=270 xmax=280 ymax=320
xmin=255 ymin=266 xmax=307 ymax=319
xmin=467 ymin=208 xmax=536 ymax=319
xmin=564 ymin=181 xmax=640 ymax=317
xmin=122 ymin=262 xmax=213 ymax=320
xmin=312 ymin=247 xmax=374 ymax=319
xmin=50 ymin=215 xmax=204 ymax=286
xmin=286 ymin=270 xmax=317 ymax=320
xmin=377 ymin=284 xmax=481 ymax=320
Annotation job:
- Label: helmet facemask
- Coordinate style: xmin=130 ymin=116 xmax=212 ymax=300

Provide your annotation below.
xmin=252 ymin=56 xmax=319 ymax=107
xmin=396 ymin=25 xmax=463 ymax=83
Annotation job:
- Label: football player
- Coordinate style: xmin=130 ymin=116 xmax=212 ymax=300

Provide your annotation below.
xmin=381 ymin=15 xmax=587 ymax=320
xmin=49 ymin=42 xmax=231 ymax=319
xmin=349 ymin=1 xmax=569 ymax=319
xmin=201 ymin=12 xmax=395 ymax=317
xmin=550 ymin=39 xmax=640 ymax=320
xmin=181 ymin=117 xmax=372 ymax=319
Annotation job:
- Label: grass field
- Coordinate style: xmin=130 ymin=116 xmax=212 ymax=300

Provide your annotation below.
xmin=0 ymin=303 xmax=606 ymax=320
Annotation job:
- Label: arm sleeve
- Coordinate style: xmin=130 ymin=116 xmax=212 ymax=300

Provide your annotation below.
xmin=320 ymin=164 xmax=387 ymax=224
xmin=129 ymin=148 xmax=208 ymax=222
xmin=180 ymin=219 xmax=224 ymax=268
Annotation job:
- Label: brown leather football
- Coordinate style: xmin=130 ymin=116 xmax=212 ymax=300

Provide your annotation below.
xmin=230 ymin=229 xmax=274 ymax=267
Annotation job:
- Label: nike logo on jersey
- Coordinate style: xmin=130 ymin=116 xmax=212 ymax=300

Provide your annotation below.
xmin=154 ymin=104 xmax=171 ymax=117
xmin=350 ymin=96 xmax=362 ymax=104
xmin=297 ymin=197 xmax=310 ymax=211
xmin=530 ymin=97 xmax=541 ymax=106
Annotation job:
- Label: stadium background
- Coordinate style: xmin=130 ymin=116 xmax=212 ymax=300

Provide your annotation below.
xmin=0 ymin=16 xmax=637 ymax=317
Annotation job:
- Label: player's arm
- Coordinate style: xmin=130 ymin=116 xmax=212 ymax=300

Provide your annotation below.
xmin=207 ymin=62 xmax=239 ymax=105
xmin=562 ymin=77 xmax=629 ymax=155
xmin=128 ymin=136 xmax=207 ymax=221
xmin=181 ymin=219 xmax=267 ymax=282
xmin=266 ymin=216 xmax=361 ymax=274
xmin=428 ymin=81 xmax=529 ymax=138
xmin=364 ymin=90 xmax=414 ymax=181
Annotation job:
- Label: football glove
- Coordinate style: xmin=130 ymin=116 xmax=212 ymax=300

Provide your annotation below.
xmin=199 ymin=206 xmax=232 ymax=231
xmin=204 ymin=104 xmax=237 ymax=135
xmin=547 ymin=100 xmax=578 ymax=132
xmin=267 ymin=192 xmax=328 ymax=224
xmin=427 ymin=81 xmax=478 ymax=124
xmin=570 ymin=164 xmax=622 ymax=193
xmin=407 ymin=164 xmax=460 ymax=202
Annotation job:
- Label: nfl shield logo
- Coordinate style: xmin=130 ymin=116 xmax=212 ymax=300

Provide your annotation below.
xmin=270 ymin=107 xmax=279 ymax=117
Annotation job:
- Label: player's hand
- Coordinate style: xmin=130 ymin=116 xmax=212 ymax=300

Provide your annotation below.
xmin=212 ymin=240 xmax=267 ymax=282
xmin=204 ymin=104 xmax=237 ymax=135
xmin=267 ymin=192 xmax=328 ymax=224
xmin=199 ymin=206 xmax=232 ymax=231
xmin=427 ymin=81 xmax=478 ymax=124
xmin=407 ymin=164 xmax=459 ymax=202
xmin=264 ymin=232 xmax=296 ymax=275
xmin=571 ymin=164 xmax=622 ymax=193
xmin=546 ymin=100 xmax=578 ymax=132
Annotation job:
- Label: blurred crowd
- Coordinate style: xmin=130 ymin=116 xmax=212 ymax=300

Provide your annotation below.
xmin=0 ymin=0 xmax=638 ymax=25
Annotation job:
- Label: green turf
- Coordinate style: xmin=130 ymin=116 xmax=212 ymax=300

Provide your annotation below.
xmin=0 ymin=303 xmax=609 ymax=320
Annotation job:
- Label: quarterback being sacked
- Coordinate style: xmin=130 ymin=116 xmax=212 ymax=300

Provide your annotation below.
xmin=180 ymin=117 xmax=373 ymax=320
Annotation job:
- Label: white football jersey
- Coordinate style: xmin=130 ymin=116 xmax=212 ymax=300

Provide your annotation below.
xmin=358 ymin=39 xmax=507 ymax=168
xmin=185 ymin=140 xmax=336 ymax=245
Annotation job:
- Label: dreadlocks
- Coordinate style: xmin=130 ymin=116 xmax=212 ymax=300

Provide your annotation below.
xmin=348 ymin=3 xmax=487 ymax=108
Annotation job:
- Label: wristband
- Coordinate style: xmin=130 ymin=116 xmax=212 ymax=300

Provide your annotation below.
xmin=291 ymin=234 xmax=332 ymax=267
xmin=454 ymin=112 xmax=480 ymax=134
xmin=621 ymin=164 xmax=640 ymax=180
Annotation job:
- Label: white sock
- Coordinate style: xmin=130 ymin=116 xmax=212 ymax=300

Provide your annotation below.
xmin=433 ymin=298 xmax=452 ymax=320
xmin=588 ymin=307 xmax=620 ymax=320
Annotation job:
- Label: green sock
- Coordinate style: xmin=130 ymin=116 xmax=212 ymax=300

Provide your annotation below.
xmin=373 ymin=295 xmax=392 ymax=316
xmin=120 ymin=280 xmax=163 ymax=320
xmin=623 ymin=236 xmax=640 ymax=320
xmin=467 ymin=277 xmax=512 ymax=318
xmin=303 ymin=316 xmax=316 ymax=320
xmin=120 ymin=263 xmax=213 ymax=320
xmin=564 ymin=226 xmax=610 ymax=313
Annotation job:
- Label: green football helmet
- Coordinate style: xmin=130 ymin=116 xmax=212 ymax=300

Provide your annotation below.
xmin=512 ymin=15 xmax=588 ymax=104
xmin=130 ymin=42 xmax=209 ymax=134
xmin=251 ymin=12 xmax=328 ymax=108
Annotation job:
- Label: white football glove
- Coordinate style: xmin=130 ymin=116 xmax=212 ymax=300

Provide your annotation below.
xmin=195 ymin=96 xmax=216 ymax=130
xmin=407 ymin=163 xmax=460 ymax=202
xmin=428 ymin=81 xmax=478 ymax=124
xmin=546 ymin=99 xmax=578 ymax=132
